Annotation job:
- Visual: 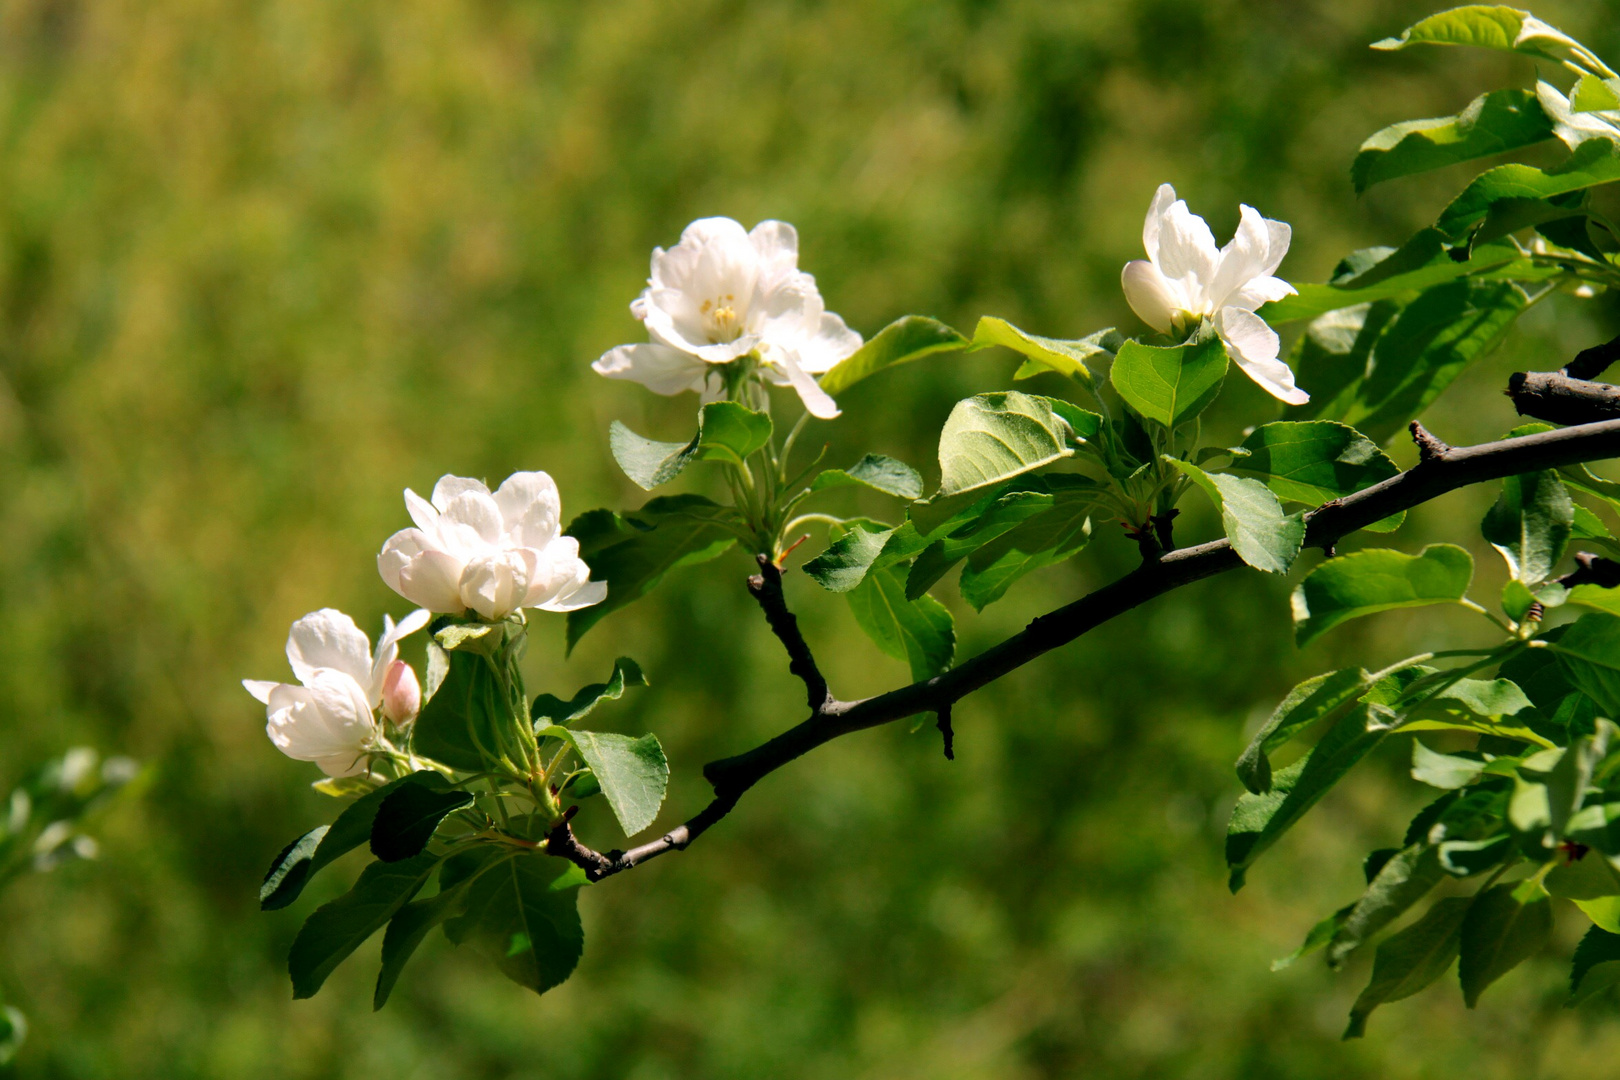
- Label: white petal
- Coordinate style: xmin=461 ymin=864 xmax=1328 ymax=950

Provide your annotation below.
xmin=1156 ymin=200 xmax=1221 ymax=297
xmin=1259 ymin=219 xmax=1292 ymax=278
xmin=1207 ymin=204 xmax=1273 ymax=307
xmin=793 ymin=311 xmax=863 ymax=374
xmin=403 ymin=488 xmax=439 ymax=535
xmin=1227 ymin=275 xmax=1297 ymax=312
xmin=458 ymin=551 xmax=531 ymax=622
xmin=439 ymin=490 xmax=504 ymax=546
xmin=493 ymin=471 xmax=562 ymax=549
xmin=243 ymin=679 xmax=280 ymax=705
xmin=286 ymin=609 xmax=373 ymax=689
xmin=1215 ymin=307 xmax=1309 ymax=405
xmin=379 ymin=530 xmax=466 ymax=613
xmin=431 ymin=475 xmax=490 ymax=512
xmin=537 ymin=578 xmax=609 ymax=613
xmin=370 ymin=608 xmax=431 ymax=701
xmin=592 ymin=343 xmax=709 ymax=396
xmin=769 ymin=348 xmax=840 ymax=419
xmin=749 ymin=219 xmax=800 ymax=288
xmin=1121 ymin=260 xmax=1180 ymax=333
xmin=1142 ymin=183 xmax=1177 ymax=264
xmin=266 ymin=672 xmax=376 ymax=769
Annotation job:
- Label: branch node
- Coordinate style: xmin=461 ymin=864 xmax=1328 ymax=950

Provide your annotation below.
xmin=1409 ymin=420 xmax=1451 ymax=462
xmin=1151 ymin=509 xmax=1180 ymax=554
xmin=936 ymin=704 xmax=955 ymax=761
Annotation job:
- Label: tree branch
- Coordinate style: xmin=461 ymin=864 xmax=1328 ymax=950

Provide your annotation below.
xmin=746 ymin=553 xmax=831 ymax=711
xmin=550 ymin=414 xmax=1620 ymax=883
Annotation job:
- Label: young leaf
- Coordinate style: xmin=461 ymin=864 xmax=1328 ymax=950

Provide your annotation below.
xmin=1551 ymin=613 xmax=1620 ymax=715
xmin=1571 ymin=74 xmax=1620 ymax=114
xmin=530 ymin=658 xmax=648 ymax=728
xmin=1459 ymin=882 xmax=1554 ymax=1007
xmin=1109 ymin=331 xmax=1228 ymax=429
xmin=1481 ymin=471 xmax=1573 ymax=585
xmin=1167 ymin=460 xmax=1304 ymax=574
xmin=450 ymin=852 xmax=587 ymax=995
xmin=958 ymin=478 xmax=1098 ymax=610
xmin=260 ymin=826 xmax=330 ymax=911
xmin=288 ymin=853 xmax=441 ymax=999
xmin=607 ymin=423 xmax=695 ymax=491
xmin=1328 ymin=843 xmax=1447 ymax=967
xmin=1273 ymin=904 xmax=1355 ymax=971
xmin=905 ymin=489 xmax=1054 ymax=599
xmin=968 ymin=316 xmax=1121 ymax=386
xmin=817 ymin=315 xmax=969 ymax=396
xmin=1373 ymin=7 xmax=1611 ymax=77
xmin=801 ymin=521 xmax=927 ymax=593
xmin=560 ymin=731 xmax=668 ymax=838
xmin=1343 ymin=896 xmax=1470 ymax=1039
xmin=369 ymin=782 xmax=473 ymax=863
xmin=1232 ymin=420 xmax=1403 ymax=531
xmin=1412 ymin=741 xmax=1488 ymax=790
xmin=1290 ymin=544 xmax=1474 ymax=647
xmin=1351 ymin=88 xmax=1554 ymax=194
xmin=808 ymin=455 xmax=924 ymax=500
xmin=565 ymin=496 xmax=740 ymax=647
xmin=1438 ymin=138 xmax=1620 ymax=241
xmin=936 ymin=392 xmax=1075 ymax=497
xmin=1570 ymin=925 xmax=1620 ymax=1005
xmin=1236 ymin=668 xmax=1372 ymax=793
xmin=607 ymin=402 xmax=773 ymax=491
xmin=847 ymin=563 xmax=955 ymax=682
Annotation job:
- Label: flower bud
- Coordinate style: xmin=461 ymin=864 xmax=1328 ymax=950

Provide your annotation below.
xmin=381 ymin=660 xmax=421 ymax=725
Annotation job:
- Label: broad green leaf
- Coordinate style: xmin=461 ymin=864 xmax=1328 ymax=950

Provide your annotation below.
xmin=1109 ymin=331 xmax=1228 ymax=429
xmin=1570 ymin=925 xmax=1620 ymax=1005
xmin=936 ymin=392 xmax=1075 ymax=497
xmin=1236 ymin=668 xmax=1372 ymax=793
xmin=1373 ymin=6 xmax=1613 ymax=78
xmin=1546 ymin=846 xmax=1620 ymax=900
xmin=1041 ymin=398 xmax=1103 ymax=443
xmin=1551 ymin=613 xmax=1620 ymax=715
xmin=261 ymin=774 xmax=438 ymax=910
xmin=1352 ymin=88 xmax=1554 ymax=194
xmin=906 ymin=490 xmax=1054 ymax=599
xmin=958 ymin=477 xmax=1098 ymax=610
xmin=1440 ymin=835 xmax=1514 ymax=876
xmin=1568 ymin=801 xmax=1620 ymax=856
xmin=449 ymin=851 xmax=586 ymax=995
xmin=1398 ymin=678 xmax=1550 ymax=745
xmin=1343 ymin=896 xmax=1470 ymax=1039
xmin=557 ymin=730 xmax=668 ymax=837
xmin=1273 ymin=904 xmax=1355 ymax=971
xmin=1291 ymin=545 xmax=1474 ymax=647
xmin=801 ymin=520 xmax=927 ymax=592
xmin=847 ymin=563 xmax=955 ymax=681
xmin=968 ymin=316 xmax=1121 ymax=387
xmin=1412 ymin=741 xmax=1488 ymax=789
xmin=808 ymin=454 xmax=924 ymax=500
xmin=288 ymin=853 xmax=441 ymax=998
xmin=1438 ymin=138 xmax=1620 ymax=240
xmin=608 ymin=402 xmax=774 ymax=490
xmin=1482 ymin=471 xmax=1573 ymax=586
xmin=369 ymin=782 xmax=472 ymax=863
xmin=0 ymin=1005 xmax=23 ymax=1067
xmin=1233 ymin=420 xmax=1402 ymax=531
xmin=374 ymin=867 xmax=483 ymax=1010
xmin=1460 ymin=881 xmax=1553 ymax=1007
xmin=1167 ymin=459 xmax=1304 ymax=574
xmin=818 ymin=315 xmax=969 ymax=396
xmin=1568 ymin=585 xmax=1620 ymax=616
xmin=530 ymin=658 xmax=647 ymax=728
xmin=1571 ymin=74 xmax=1620 ymax=114
xmin=1227 ymin=705 xmax=1388 ymax=888
xmin=1328 ymin=843 xmax=1447 ymax=967
xmin=565 ymin=496 xmax=739 ymax=647
xmin=412 ymin=646 xmax=510 ymax=773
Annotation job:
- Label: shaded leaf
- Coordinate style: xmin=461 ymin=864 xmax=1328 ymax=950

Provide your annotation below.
xmin=808 ymin=454 xmax=924 ymax=500
xmin=1352 ymin=88 xmax=1553 ymax=194
xmin=1481 ymin=471 xmax=1572 ymax=585
xmin=1570 ymin=925 xmax=1620 ymax=1005
xmin=906 ymin=490 xmax=1054 ymax=599
xmin=370 ymin=782 xmax=473 ymax=863
xmin=448 ymin=851 xmax=586 ymax=996
xmin=530 ymin=658 xmax=647 ymax=728
xmin=288 ymin=853 xmax=440 ymax=999
xmin=608 ymin=402 xmax=773 ymax=490
xmin=1233 ymin=420 xmax=1403 ymax=532
xmin=1291 ymin=545 xmax=1473 ymax=647
xmin=1343 ymin=896 xmax=1470 ymax=1038
xmin=1459 ymin=881 xmax=1553 ymax=1007
xmin=1236 ymin=668 xmax=1371 ymax=794
xmin=1329 ymin=843 xmax=1447 ymax=967
xmin=847 ymin=563 xmax=955 ymax=682
xmin=1438 ymin=138 xmax=1620 ymax=240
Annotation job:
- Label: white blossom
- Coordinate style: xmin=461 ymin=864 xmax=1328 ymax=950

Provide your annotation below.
xmin=377 ymin=472 xmax=607 ymax=622
xmin=593 ymin=217 xmax=863 ymax=419
xmin=1121 ymin=183 xmax=1308 ymax=405
xmin=243 ymin=608 xmax=429 ymax=777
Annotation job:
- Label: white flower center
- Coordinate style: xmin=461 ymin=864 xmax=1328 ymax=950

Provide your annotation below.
xmin=699 ymin=295 xmax=743 ymax=344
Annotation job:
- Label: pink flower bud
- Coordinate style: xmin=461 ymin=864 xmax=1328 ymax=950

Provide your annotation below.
xmin=381 ymin=660 xmax=421 ymax=724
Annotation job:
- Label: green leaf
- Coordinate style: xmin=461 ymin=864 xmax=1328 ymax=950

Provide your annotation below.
xmin=905 ymin=489 xmax=1055 ymax=599
xmin=936 ymin=392 xmax=1076 ymax=497
xmin=556 ymin=730 xmax=668 ymax=837
xmin=1438 ymin=138 xmax=1620 ymax=241
xmin=1352 ymin=88 xmax=1554 ymax=194
xmin=607 ymin=402 xmax=773 ymax=491
xmin=1459 ymin=881 xmax=1554 ymax=1007
xmin=412 ymin=646 xmax=510 ymax=773
xmin=801 ymin=520 xmax=928 ymax=592
xmin=369 ymin=781 xmax=472 ymax=863
xmin=1570 ymin=925 xmax=1620 ymax=1005
xmin=1398 ymin=677 xmax=1548 ymax=745
xmin=1108 ymin=330 xmax=1228 ymax=429
xmin=817 ymin=315 xmax=969 ymax=396
xmin=1372 ymin=6 xmax=1612 ymax=77
xmin=847 ymin=563 xmax=955 ymax=681
xmin=1328 ymin=843 xmax=1448 ymax=967
xmin=1291 ymin=545 xmax=1474 ymax=647
xmin=261 ymin=773 xmax=439 ymax=910
xmin=288 ymin=853 xmax=441 ymax=999
xmin=1572 ymin=74 xmax=1620 ymax=114
xmin=530 ymin=658 xmax=647 ymax=728
xmin=1551 ymin=613 xmax=1620 ymax=715
xmin=448 ymin=851 xmax=586 ymax=995
xmin=0 ymin=1004 xmax=24 ymax=1067
xmin=808 ymin=454 xmax=923 ymax=500
xmin=1167 ymin=460 xmax=1304 ymax=574
xmin=1482 ymin=471 xmax=1573 ymax=586
xmin=1236 ymin=668 xmax=1372 ymax=794
xmin=1545 ymin=845 xmax=1620 ymax=899
xmin=565 ymin=495 xmax=739 ymax=647
xmin=968 ymin=316 xmax=1120 ymax=387
xmin=1232 ymin=420 xmax=1403 ymax=531
xmin=958 ymin=477 xmax=1098 ymax=610
xmin=1413 ymin=741 xmax=1488 ymax=789
xmin=1273 ymin=904 xmax=1355 ymax=971
xmin=374 ymin=863 xmax=487 ymax=1010
xmin=607 ymin=423 xmax=694 ymax=492
xmin=1227 ymin=705 xmax=1390 ymax=888
xmin=1343 ymin=896 xmax=1470 ymax=1039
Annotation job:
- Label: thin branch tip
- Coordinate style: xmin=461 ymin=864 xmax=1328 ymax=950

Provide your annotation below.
xmin=1409 ymin=421 xmax=1451 ymax=462
xmin=746 ymin=553 xmax=832 ymax=711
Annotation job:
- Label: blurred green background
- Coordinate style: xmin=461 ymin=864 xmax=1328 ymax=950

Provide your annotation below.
xmin=4 ymin=0 xmax=1620 ymax=1076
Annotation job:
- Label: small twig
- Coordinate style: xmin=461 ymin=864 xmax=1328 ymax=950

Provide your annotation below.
xmin=546 ymin=793 xmax=738 ymax=882
xmin=747 ymin=554 xmax=832 ymax=711
xmin=1152 ymin=509 xmax=1180 ymax=554
xmin=936 ymin=704 xmax=955 ymax=761
xmin=1559 ymin=552 xmax=1620 ymax=589
xmin=1409 ymin=421 xmax=1451 ymax=462
xmin=1563 ymin=330 xmax=1620 ymax=382
xmin=1507 ymin=371 xmax=1620 ymax=425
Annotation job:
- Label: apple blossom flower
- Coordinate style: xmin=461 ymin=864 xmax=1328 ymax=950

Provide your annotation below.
xmin=592 ymin=216 xmax=863 ymax=419
xmin=377 ymin=472 xmax=607 ymax=622
xmin=380 ymin=660 xmax=421 ymax=725
xmin=1121 ymin=184 xmax=1308 ymax=405
xmin=243 ymin=608 xmax=430 ymax=777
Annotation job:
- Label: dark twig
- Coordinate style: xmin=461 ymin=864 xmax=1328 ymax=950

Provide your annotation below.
xmin=548 ymin=414 xmax=1620 ymax=884
xmin=747 ymin=553 xmax=831 ymax=711
xmin=936 ymin=704 xmax=955 ymax=761
xmin=1558 ymin=552 xmax=1620 ymax=589
xmin=1507 ymin=371 xmax=1620 ymax=426
xmin=1152 ymin=509 xmax=1180 ymax=554
xmin=1563 ymin=330 xmax=1620 ymax=382
xmin=1409 ymin=421 xmax=1451 ymax=462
